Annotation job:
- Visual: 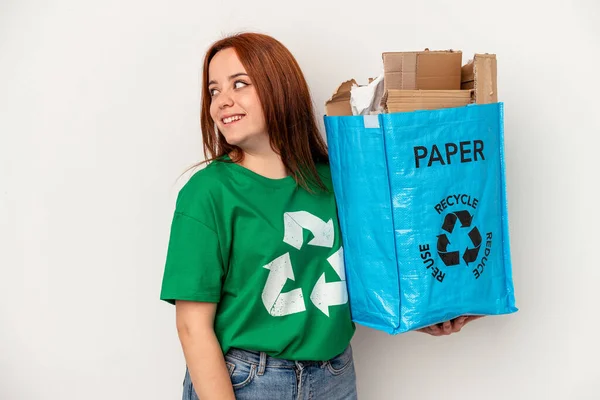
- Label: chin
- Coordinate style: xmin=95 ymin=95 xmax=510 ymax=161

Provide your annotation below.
xmin=222 ymin=130 xmax=266 ymax=150
xmin=222 ymin=133 xmax=248 ymax=147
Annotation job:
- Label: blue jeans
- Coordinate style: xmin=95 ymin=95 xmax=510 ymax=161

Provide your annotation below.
xmin=183 ymin=345 xmax=358 ymax=399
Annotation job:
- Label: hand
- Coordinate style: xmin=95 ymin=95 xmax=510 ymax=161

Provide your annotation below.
xmin=416 ymin=316 xmax=483 ymax=336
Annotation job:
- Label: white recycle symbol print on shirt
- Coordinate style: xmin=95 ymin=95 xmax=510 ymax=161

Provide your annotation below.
xmin=261 ymin=211 xmax=348 ymax=317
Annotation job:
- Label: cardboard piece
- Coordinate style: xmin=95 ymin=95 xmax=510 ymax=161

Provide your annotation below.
xmin=383 ymin=50 xmax=462 ymax=91
xmin=325 ymin=79 xmax=357 ymax=117
xmin=461 ymin=54 xmax=497 ymax=104
xmin=386 ymin=89 xmax=473 ymax=113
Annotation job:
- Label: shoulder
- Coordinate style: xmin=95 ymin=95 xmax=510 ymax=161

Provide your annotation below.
xmin=175 ymin=160 xmax=230 ymax=223
xmin=180 ymin=160 xmax=226 ymax=192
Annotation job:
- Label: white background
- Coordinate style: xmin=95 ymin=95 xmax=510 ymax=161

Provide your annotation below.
xmin=1 ymin=0 xmax=599 ymax=399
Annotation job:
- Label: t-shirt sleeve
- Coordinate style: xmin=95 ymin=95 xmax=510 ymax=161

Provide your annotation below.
xmin=160 ymin=211 xmax=224 ymax=305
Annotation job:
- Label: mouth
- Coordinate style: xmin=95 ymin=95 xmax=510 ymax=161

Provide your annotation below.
xmin=221 ymin=114 xmax=246 ymax=125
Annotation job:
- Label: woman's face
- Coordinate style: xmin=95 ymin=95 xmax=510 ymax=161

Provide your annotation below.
xmin=208 ymin=48 xmax=269 ymax=152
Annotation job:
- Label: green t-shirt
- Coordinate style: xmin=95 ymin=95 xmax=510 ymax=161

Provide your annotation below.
xmin=160 ymin=158 xmax=355 ymax=361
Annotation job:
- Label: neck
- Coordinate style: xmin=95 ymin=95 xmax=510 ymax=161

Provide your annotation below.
xmin=238 ymin=147 xmax=288 ymax=180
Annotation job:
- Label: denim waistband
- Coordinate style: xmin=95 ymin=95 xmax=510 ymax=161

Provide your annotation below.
xmin=225 ymin=345 xmax=351 ymax=370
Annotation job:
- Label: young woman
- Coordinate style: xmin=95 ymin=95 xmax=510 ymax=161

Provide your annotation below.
xmin=160 ymin=32 xmax=475 ymax=400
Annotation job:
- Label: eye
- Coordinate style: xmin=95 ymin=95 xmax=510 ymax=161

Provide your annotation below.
xmin=209 ymin=88 xmax=219 ymax=97
xmin=234 ymin=80 xmax=249 ymax=89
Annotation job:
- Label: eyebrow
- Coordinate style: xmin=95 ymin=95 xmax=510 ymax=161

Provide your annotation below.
xmin=208 ymin=73 xmax=249 ymax=87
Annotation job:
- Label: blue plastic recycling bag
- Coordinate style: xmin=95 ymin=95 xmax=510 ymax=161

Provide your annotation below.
xmin=324 ymin=103 xmax=517 ymax=334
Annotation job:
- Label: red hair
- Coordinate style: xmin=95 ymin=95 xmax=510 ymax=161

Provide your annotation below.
xmin=199 ymin=32 xmax=329 ymax=192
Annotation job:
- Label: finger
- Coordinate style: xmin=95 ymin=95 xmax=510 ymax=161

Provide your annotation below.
xmin=452 ymin=317 xmax=466 ymax=332
xmin=429 ymin=327 xmax=442 ymax=336
xmin=428 ymin=324 xmax=443 ymax=336
xmin=417 ymin=327 xmax=437 ymax=336
xmin=442 ymin=321 xmax=452 ymax=335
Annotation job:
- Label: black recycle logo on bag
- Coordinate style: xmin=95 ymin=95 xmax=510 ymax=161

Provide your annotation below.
xmin=436 ymin=210 xmax=482 ymax=267
xmin=419 ymin=194 xmax=493 ymax=283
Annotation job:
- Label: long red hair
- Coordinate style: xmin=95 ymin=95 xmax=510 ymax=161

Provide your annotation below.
xmin=199 ymin=32 xmax=329 ymax=192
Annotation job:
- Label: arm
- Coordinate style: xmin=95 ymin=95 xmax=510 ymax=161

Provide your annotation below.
xmin=176 ymin=300 xmax=235 ymax=400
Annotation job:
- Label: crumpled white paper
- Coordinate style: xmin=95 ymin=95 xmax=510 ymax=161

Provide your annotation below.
xmin=350 ymin=73 xmax=385 ymax=115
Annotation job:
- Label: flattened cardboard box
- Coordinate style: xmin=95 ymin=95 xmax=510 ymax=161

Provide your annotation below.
xmin=461 ymin=54 xmax=497 ymax=104
xmin=383 ymin=50 xmax=462 ymax=91
xmin=324 ymin=79 xmax=356 ymax=117
xmin=386 ymin=90 xmax=473 ymax=113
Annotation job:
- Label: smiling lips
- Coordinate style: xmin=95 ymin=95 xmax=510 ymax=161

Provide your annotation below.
xmin=222 ymin=114 xmax=245 ymax=125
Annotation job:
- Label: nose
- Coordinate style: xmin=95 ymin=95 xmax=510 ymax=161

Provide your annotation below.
xmin=216 ymin=89 xmax=234 ymax=109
